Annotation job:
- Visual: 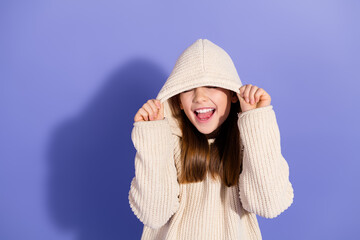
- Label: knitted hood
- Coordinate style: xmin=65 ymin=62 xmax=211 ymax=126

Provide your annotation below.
xmin=156 ymin=39 xmax=243 ymax=137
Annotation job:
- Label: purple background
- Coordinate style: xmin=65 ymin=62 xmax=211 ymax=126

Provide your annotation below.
xmin=1 ymin=1 xmax=359 ymax=239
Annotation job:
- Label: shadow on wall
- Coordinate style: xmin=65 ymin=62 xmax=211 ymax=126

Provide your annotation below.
xmin=45 ymin=59 xmax=167 ymax=240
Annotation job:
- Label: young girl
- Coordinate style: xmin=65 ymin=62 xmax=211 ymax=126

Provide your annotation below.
xmin=129 ymin=39 xmax=294 ymax=240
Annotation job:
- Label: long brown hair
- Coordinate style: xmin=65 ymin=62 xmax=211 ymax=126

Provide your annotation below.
xmin=168 ymin=92 xmax=243 ymax=187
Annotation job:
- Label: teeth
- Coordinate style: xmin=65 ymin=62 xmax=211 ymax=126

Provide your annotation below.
xmin=195 ymin=108 xmax=215 ymax=114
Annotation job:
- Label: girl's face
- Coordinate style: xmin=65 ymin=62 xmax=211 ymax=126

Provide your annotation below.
xmin=179 ymin=86 xmax=238 ymax=138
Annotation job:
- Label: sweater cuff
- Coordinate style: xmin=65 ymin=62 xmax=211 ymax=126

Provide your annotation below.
xmin=133 ymin=118 xmax=168 ymax=128
xmin=131 ymin=119 xmax=173 ymax=159
xmin=237 ymin=105 xmax=277 ymax=148
xmin=238 ymin=105 xmax=273 ymax=119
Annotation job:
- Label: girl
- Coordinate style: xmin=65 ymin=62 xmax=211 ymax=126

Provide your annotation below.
xmin=129 ymin=39 xmax=294 ymax=240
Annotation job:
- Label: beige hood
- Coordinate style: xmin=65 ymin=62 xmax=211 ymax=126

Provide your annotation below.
xmin=156 ymin=39 xmax=243 ymax=137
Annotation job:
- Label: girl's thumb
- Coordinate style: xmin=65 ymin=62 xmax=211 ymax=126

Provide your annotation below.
xmin=155 ymin=100 xmax=161 ymax=109
xmin=237 ymin=93 xmax=245 ymax=102
xmin=156 ymin=100 xmax=164 ymax=120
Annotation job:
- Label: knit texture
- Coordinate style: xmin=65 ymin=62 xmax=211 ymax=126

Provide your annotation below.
xmin=128 ymin=39 xmax=294 ymax=239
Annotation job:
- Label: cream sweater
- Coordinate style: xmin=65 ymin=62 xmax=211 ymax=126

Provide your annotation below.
xmin=128 ymin=39 xmax=294 ymax=239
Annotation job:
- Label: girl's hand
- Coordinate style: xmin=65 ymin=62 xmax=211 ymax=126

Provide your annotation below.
xmin=134 ymin=99 xmax=164 ymax=122
xmin=236 ymin=84 xmax=271 ymax=112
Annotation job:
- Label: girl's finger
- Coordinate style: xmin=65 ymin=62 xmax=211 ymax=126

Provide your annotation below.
xmin=138 ymin=108 xmax=150 ymax=121
xmin=142 ymin=103 xmax=155 ymax=121
xmin=249 ymin=85 xmax=259 ymax=104
xmin=243 ymin=84 xmax=252 ymax=103
xmin=134 ymin=110 xmax=144 ymax=122
xmin=147 ymin=100 xmax=159 ymax=118
xmin=239 ymin=85 xmax=246 ymax=98
xmin=254 ymin=88 xmax=264 ymax=102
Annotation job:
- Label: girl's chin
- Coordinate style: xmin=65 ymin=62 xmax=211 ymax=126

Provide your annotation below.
xmin=195 ymin=126 xmax=218 ymax=135
xmin=193 ymin=127 xmax=213 ymax=135
xmin=190 ymin=118 xmax=218 ymax=135
xmin=199 ymin=130 xmax=215 ymax=135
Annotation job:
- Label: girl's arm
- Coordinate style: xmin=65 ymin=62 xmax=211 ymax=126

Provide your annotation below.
xmin=128 ymin=119 xmax=180 ymax=229
xmin=237 ymin=105 xmax=294 ymax=218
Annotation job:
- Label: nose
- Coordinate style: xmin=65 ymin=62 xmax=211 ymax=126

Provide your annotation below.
xmin=193 ymin=87 xmax=208 ymax=103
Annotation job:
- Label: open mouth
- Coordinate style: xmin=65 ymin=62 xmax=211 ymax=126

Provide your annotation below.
xmin=194 ymin=109 xmax=215 ymax=122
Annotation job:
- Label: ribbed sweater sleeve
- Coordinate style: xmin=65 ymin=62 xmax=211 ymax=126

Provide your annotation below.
xmin=128 ymin=119 xmax=180 ymax=229
xmin=237 ymin=105 xmax=294 ymax=218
